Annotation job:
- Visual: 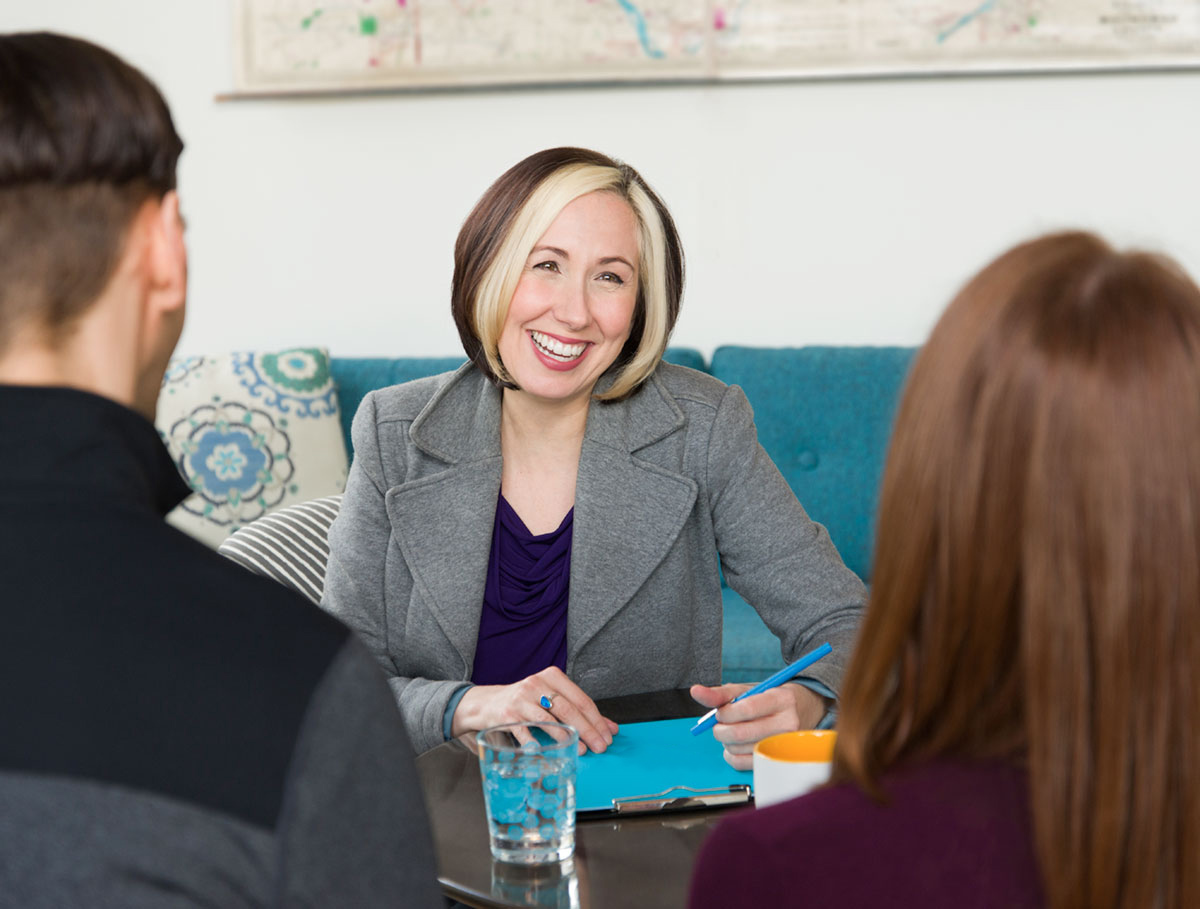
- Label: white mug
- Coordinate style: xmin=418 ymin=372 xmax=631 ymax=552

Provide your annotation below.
xmin=752 ymin=730 xmax=837 ymax=808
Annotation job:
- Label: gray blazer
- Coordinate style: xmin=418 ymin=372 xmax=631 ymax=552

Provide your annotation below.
xmin=322 ymin=362 xmax=865 ymax=752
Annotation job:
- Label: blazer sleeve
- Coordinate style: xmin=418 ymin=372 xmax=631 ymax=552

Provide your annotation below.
xmin=321 ymin=392 xmax=469 ymax=753
xmin=705 ymin=384 xmax=865 ymax=696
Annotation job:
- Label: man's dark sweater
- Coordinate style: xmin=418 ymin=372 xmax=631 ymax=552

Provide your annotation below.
xmin=0 ymin=386 xmax=441 ymax=907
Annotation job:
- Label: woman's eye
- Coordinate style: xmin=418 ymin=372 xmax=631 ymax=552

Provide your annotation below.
xmin=533 ymin=261 xmax=560 ymax=273
xmin=597 ymin=272 xmax=625 ymax=285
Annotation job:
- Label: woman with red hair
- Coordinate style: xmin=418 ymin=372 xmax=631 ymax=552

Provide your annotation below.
xmin=691 ymin=231 xmax=1200 ymax=909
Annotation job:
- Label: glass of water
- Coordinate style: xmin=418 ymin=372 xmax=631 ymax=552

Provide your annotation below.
xmin=476 ymin=722 xmax=578 ymax=864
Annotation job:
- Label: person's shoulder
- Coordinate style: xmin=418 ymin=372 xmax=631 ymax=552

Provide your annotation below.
xmin=702 ymin=760 xmax=1038 ymax=905
xmin=693 ymin=775 xmax=936 ymax=909
xmin=651 ymin=360 xmax=730 ymax=408
xmin=361 ymin=362 xmax=480 ymax=426
xmin=160 ymin=522 xmax=350 ymax=660
xmin=733 ymin=760 xmax=1028 ymax=843
xmin=18 ymin=520 xmax=363 ymax=832
xmin=713 ymin=778 xmax=872 ymax=852
xmin=646 ymin=362 xmax=753 ymax=441
xmin=689 ymin=792 xmax=822 ymax=907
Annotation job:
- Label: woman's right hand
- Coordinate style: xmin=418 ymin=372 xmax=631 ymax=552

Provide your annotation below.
xmin=451 ymin=666 xmax=619 ymax=754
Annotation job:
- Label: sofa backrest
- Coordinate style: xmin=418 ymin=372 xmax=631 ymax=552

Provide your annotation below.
xmin=708 ymin=346 xmax=916 ymax=583
xmin=329 ymin=347 xmax=709 ymax=457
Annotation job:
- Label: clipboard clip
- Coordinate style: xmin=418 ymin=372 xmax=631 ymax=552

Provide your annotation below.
xmin=610 ymin=784 xmax=751 ymax=815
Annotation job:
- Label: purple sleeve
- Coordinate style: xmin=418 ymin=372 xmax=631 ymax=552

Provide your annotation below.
xmin=687 ymin=812 xmax=788 ymax=909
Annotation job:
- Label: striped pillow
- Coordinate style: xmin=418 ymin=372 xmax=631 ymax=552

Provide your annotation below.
xmin=218 ymin=495 xmax=342 ymax=604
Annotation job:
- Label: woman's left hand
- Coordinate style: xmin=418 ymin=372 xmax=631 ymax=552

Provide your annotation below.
xmin=688 ymin=682 xmax=828 ymax=770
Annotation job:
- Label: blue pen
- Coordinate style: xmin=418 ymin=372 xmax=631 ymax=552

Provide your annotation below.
xmin=690 ymin=642 xmax=833 ymax=736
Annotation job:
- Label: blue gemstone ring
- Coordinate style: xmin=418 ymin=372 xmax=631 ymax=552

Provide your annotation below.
xmin=539 ymin=693 xmax=556 ymax=711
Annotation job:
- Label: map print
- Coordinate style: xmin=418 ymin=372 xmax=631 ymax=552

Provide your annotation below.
xmin=233 ymin=1 xmax=1200 ymax=92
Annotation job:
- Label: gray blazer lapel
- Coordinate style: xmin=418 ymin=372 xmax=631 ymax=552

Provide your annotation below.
xmin=569 ymin=374 xmax=697 ymax=657
xmin=386 ymin=366 xmax=503 ymax=674
xmin=386 ymin=461 xmax=501 ymax=673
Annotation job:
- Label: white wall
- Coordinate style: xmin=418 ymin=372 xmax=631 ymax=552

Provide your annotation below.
xmin=6 ymin=2 xmax=1200 ymax=359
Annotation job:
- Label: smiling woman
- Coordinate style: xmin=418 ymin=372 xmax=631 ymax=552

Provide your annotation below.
xmin=320 ymin=147 xmax=866 ymax=760
xmin=452 ymin=148 xmax=679 ymax=404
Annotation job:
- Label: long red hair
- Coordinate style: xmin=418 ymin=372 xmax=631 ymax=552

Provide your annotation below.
xmin=834 ymin=232 xmax=1200 ymax=908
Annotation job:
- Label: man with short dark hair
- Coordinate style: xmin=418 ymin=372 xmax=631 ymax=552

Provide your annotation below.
xmin=0 ymin=33 xmax=441 ymax=907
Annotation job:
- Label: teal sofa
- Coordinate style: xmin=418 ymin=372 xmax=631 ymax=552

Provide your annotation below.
xmin=329 ymin=346 xmax=915 ymax=683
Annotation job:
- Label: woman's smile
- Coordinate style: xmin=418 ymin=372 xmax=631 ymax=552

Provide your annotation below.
xmin=528 ymin=330 xmax=591 ymax=368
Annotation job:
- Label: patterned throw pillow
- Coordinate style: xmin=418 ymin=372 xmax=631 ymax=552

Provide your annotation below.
xmin=156 ymin=348 xmax=349 ymax=548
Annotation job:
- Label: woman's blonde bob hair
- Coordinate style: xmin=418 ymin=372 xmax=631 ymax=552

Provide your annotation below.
xmin=451 ymin=147 xmax=683 ymax=401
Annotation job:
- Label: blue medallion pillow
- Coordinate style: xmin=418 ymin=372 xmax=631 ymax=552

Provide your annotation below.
xmin=155 ymin=348 xmax=349 ymax=548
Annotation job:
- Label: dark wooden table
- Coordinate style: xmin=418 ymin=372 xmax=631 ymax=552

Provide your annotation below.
xmin=415 ymin=689 xmax=746 ymax=909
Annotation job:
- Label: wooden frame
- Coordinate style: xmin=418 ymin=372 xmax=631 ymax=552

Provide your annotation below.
xmin=229 ymin=1 xmax=1200 ymax=98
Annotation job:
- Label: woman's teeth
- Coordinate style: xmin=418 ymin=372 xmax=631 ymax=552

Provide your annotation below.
xmin=531 ymin=331 xmax=587 ymax=361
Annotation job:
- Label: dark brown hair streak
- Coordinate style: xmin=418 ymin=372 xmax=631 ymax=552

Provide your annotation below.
xmin=833 ymin=231 xmax=1200 ymax=908
xmin=0 ymin=32 xmax=183 ymax=350
xmin=450 ymin=147 xmax=683 ymax=398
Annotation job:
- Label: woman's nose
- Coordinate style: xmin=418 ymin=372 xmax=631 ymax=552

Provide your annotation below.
xmin=552 ymin=279 xmax=591 ymax=330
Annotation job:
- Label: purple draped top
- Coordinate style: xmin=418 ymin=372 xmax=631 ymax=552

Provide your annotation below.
xmin=471 ymin=494 xmax=572 ymax=685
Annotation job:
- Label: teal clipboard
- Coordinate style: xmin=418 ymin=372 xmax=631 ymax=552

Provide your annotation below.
xmin=575 ymin=717 xmax=752 ymax=816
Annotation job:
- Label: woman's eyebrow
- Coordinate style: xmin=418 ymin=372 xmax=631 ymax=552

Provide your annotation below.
xmin=530 ymin=245 xmax=569 ymax=258
xmin=528 ymin=247 xmax=634 ymax=269
xmin=599 ymin=256 xmax=635 ymax=269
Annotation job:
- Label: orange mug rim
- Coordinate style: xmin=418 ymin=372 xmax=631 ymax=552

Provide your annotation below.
xmin=754 ymin=729 xmax=837 ymax=763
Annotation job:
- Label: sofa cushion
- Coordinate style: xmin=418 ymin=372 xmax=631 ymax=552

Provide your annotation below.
xmin=219 ymin=495 xmax=342 ymax=603
xmin=709 ymin=346 xmax=916 ymax=583
xmin=157 ymin=349 xmax=349 ymax=547
xmin=661 ymin=346 xmax=706 ymax=374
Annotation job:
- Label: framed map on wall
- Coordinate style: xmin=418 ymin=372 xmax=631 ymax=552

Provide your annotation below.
xmin=232 ymin=1 xmax=1200 ymax=95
